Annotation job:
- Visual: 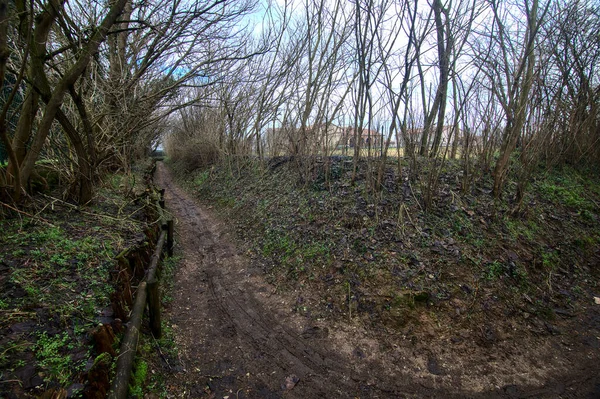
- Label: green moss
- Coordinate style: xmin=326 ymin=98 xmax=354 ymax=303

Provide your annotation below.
xmin=93 ymin=352 xmax=113 ymax=367
xmin=130 ymin=359 xmax=149 ymax=398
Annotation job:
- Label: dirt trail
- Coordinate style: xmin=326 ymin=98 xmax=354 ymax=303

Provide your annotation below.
xmin=155 ymin=163 xmax=599 ymax=398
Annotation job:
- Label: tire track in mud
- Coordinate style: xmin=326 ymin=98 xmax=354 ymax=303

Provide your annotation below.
xmin=155 ymin=162 xmax=599 ymax=399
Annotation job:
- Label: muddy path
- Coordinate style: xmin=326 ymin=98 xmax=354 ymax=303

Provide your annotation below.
xmin=155 ymin=162 xmax=599 ymax=398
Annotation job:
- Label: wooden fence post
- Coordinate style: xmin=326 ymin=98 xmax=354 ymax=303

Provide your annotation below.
xmin=147 ymin=279 xmax=161 ymax=338
xmin=166 ymin=219 xmax=174 ymax=257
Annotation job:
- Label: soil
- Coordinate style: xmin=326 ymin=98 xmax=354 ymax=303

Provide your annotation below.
xmin=155 ymin=162 xmax=600 ymax=398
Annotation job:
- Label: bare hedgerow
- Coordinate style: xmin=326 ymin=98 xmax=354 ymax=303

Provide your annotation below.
xmin=164 ymin=107 xmax=224 ymax=173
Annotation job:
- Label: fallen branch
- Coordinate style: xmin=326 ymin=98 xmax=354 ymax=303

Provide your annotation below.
xmin=0 ymin=201 xmax=55 ymax=226
xmin=151 ymin=331 xmax=171 ymax=371
xmin=39 ymin=193 xmax=141 ymax=224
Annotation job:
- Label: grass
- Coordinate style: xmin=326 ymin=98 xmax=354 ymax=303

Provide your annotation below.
xmin=537 ymin=166 xmax=599 ymax=213
xmin=504 ymin=217 xmax=539 ymax=242
xmin=2 ymin=224 xmax=115 ymax=315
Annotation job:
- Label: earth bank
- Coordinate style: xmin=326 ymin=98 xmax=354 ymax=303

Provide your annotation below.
xmin=156 ymin=157 xmax=600 ymax=398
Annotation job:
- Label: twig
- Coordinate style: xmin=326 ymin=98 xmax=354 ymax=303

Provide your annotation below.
xmin=348 ymin=282 xmax=352 ymax=321
xmin=407 ymin=180 xmax=423 ymax=212
xmin=39 ymin=194 xmax=137 ymax=223
xmin=401 ymin=203 xmax=422 ymax=235
xmin=151 ymin=331 xmax=172 ymax=371
xmin=0 ymin=201 xmax=55 ymax=226
xmin=0 ymin=310 xmax=35 ymax=315
xmin=125 ymin=204 xmax=147 ymax=219
xmin=0 ymin=343 xmax=30 ymax=357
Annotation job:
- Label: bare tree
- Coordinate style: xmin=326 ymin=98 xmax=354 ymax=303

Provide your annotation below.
xmin=1 ymin=0 xmax=257 ymax=203
xmin=481 ymin=0 xmax=548 ymax=198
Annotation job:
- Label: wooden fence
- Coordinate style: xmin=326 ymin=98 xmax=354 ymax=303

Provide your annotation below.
xmin=108 ymin=188 xmax=173 ymax=399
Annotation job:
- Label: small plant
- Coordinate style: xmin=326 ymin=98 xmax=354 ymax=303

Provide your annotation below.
xmin=485 ymin=260 xmax=505 ymax=280
xmin=542 ymin=250 xmax=560 ymax=270
xmin=10 ymin=269 xmax=42 ymax=302
xmin=572 ymin=285 xmax=584 ymax=296
xmin=11 ymin=248 xmax=25 ymax=257
xmin=193 ymin=170 xmax=210 ymax=187
xmin=109 ymin=173 xmax=123 ymax=190
xmin=504 ymin=218 xmax=520 ymax=241
xmin=35 ymin=331 xmax=79 ymax=386
xmin=30 ymin=249 xmax=45 ymax=260
xmin=50 ymin=253 xmax=69 ymax=266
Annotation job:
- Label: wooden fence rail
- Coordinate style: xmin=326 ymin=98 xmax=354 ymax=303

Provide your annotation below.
xmin=108 ymin=188 xmax=172 ymax=399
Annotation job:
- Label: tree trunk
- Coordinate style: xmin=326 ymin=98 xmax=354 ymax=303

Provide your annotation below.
xmin=0 ymin=0 xmax=21 ymax=199
xmin=19 ymin=0 xmax=129 ymax=187
xmin=428 ymin=0 xmax=452 ymax=158
xmin=492 ymin=0 xmax=538 ymax=198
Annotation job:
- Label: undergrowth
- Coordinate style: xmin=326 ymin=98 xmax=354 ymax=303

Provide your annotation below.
xmin=169 ymin=156 xmax=600 ymax=333
xmin=0 ymin=163 xmax=154 ymax=397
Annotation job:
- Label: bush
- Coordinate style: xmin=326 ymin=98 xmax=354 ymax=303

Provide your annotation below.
xmin=166 ymin=135 xmax=221 ymax=174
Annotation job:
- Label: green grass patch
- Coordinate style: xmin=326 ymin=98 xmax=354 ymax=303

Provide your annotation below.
xmin=193 ymin=170 xmax=210 ymax=187
xmin=537 ymin=167 xmax=598 ymax=212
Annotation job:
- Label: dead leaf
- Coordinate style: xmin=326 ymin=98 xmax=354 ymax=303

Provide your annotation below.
xmin=594 ymin=297 xmax=600 ymax=305
xmin=282 ymin=374 xmax=299 ymax=390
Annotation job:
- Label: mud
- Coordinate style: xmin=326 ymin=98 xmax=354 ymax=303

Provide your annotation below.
xmin=155 ymin=162 xmax=600 ymax=398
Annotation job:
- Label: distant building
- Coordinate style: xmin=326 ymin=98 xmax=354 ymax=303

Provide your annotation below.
xmin=339 ymin=127 xmax=384 ymax=148
xmin=263 ymin=124 xmax=386 ymax=155
xmin=400 ymin=125 xmax=464 ymax=147
xmin=264 ymin=126 xmax=295 ymax=156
